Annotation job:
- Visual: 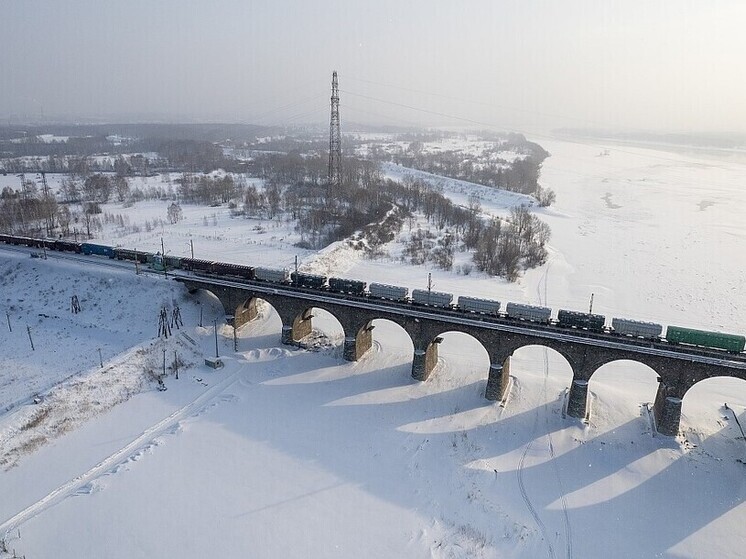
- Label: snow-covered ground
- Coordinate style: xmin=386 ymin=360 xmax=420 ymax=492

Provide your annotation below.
xmin=2 ymin=138 xmax=746 ymax=558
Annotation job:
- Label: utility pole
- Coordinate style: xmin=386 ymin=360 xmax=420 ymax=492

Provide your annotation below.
xmin=589 ymin=293 xmax=594 ymax=314
xmin=6 ymin=311 xmax=12 ymax=332
xmin=26 ymin=325 xmax=34 ymax=351
xmin=161 ymin=237 xmax=167 ymax=278
xmin=41 ymin=172 xmax=54 ymax=236
xmin=327 ymin=70 xmax=342 ymax=201
xmin=214 ymin=318 xmax=219 ymax=358
xmin=190 ymin=239 xmax=194 ymax=259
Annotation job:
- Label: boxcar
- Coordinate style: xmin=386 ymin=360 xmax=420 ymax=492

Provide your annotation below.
xmin=411 ymin=289 xmax=453 ymax=308
xmin=665 ymin=326 xmax=745 ymax=353
xmin=458 ymin=296 xmax=501 ymax=315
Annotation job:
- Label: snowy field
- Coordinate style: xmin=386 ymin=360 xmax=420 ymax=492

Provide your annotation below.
xmin=2 ymin=138 xmax=746 ymax=558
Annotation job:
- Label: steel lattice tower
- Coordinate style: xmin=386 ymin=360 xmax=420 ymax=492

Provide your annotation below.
xmin=327 ymin=71 xmax=342 ymax=195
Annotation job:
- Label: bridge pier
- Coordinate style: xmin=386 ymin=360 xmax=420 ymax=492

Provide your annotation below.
xmin=279 ymin=309 xmax=313 ymax=345
xmin=343 ymin=327 xmax=373 ymax=361
xmin=485 ymin=357 xmax=511 ymax=401
xmin=412 ymin=342 xmax=439 ymax=381
xmin=281 ymin=326 xmax=294 ymax=345
xmin=234 ymin=298 xmax=258 ymax=330
xmin=567 ymin=379 xmax=589 ymax=419
xmin=653 ymin=381 xmax=683 ymax=436
xmin=655 ymin=397 xmax=682 ymax=437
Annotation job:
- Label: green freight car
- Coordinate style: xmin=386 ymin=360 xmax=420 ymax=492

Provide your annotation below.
xmin=665 ymin=326 xmax=745 ymax=353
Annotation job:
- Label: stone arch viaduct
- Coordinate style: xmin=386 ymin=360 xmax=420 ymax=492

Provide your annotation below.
xmin=177 ymin=275 xmax=746 ymax=437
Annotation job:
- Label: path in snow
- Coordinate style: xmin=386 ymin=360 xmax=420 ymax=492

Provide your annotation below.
xmin=0 ymin=364 xmax=241 ymax=540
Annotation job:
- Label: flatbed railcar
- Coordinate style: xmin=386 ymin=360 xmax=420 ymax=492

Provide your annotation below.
xmin=611 ymin=317 xmax=662 ymax=339
xmin=411 ymin=289 xmax=453 ymax=308
xmin=457 ymin=296 xmax=501 ymax=315
xmin=665 ymin=326 xmax=745 ymax=353
xmin=557 ymin=309 xmax=606 ymax=332
xmin=505 ymin=302 xmax=552 ymax=324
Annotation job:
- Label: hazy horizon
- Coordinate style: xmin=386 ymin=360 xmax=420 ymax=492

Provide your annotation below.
xmin=3 ymin=1 xmax=746 ymax=135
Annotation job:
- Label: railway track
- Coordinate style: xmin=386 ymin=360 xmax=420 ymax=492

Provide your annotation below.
xmin=4 ymin=242 xmax=746 ymax=371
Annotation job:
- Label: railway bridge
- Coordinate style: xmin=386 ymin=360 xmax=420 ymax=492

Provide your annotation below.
xmin=177 ymin=275 xmax=746 ymax=437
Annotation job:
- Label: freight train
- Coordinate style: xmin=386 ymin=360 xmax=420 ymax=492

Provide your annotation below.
xmin=2 ymin=233 xmax=744 ymax=354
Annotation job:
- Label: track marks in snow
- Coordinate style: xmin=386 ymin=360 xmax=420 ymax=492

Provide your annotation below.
xmin=516 ymin=405 xmax=556 ymax=559
xmin=0 ymin=369 xmax=241 ymax=539
xmin=515 ymin=263 xmax=575 ymax=559
xmin=537 ymin=266 xmax=574 ymax=559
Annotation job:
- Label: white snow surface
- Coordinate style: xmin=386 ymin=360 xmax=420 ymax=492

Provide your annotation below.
xmin=2 ymin=139 xmax=746 ymax=558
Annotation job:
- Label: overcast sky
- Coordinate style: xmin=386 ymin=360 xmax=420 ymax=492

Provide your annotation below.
xmin=2 ymin=0 xmax=745 ymax=133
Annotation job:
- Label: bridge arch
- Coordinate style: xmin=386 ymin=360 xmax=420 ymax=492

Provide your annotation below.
xmin=418 ymin=330 xmax=492 ymax=386
xmin=411 ymin=326 xmax=493 ymax=383
xmin=588 ymin=359 xmax=661 ymax=428
xmin=231 ymin=295 xmax=284 ymax=345
xmin=351 ymin=317 xmax=414 ymax=361
xmin=502 ymin=340 xmax=578 ymax=377
xmin=681 ymin=376 xmax=746 ymax=434
xmin=182 ymin=286 xmax=228 ymax=318
xmin=277 ymin=302 xmax=346 ymax=350
xmin=302 ymin=305 xmax=345 ymax=348
xmin=504 ymin=344 xmax=576 ymax=407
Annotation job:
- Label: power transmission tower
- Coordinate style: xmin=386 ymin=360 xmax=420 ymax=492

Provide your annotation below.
xmin=327 ymin=70 xmax=342 ymax=199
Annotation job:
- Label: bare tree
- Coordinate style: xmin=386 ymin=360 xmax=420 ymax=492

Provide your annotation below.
xmin=167 ymin=202 xmax=183 ymax=224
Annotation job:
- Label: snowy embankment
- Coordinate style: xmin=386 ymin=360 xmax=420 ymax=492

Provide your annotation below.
xmin=2 ymin=139 xmax=746 ymax=558
xmin=382 ymin=161 xmax=536 ymax=217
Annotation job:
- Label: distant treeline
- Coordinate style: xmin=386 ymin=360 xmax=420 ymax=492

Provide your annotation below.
xmin=370 ymin=132 xmax=551 ymax=198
